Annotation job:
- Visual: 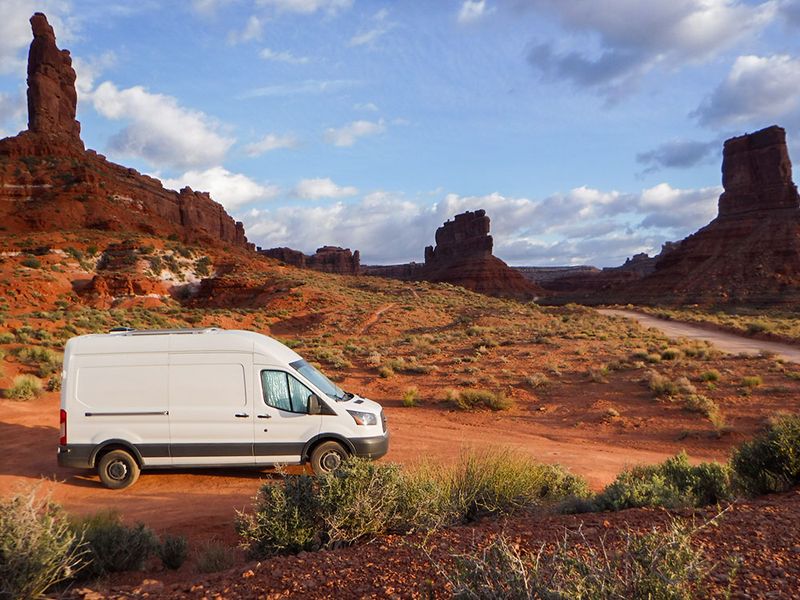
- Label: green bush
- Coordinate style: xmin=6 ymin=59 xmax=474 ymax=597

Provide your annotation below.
xmin=0 ymin=332 xmax=15 ymax=344
xmin=237 ymin=453 xmax=587 ymax=557
xmin=731 ymin=415 xmax=800 ymax=495
xmin=158 ymin=534 xmax=188 ymax=570
xmin=195 ymin=540 xmax=235 ymax=573
xmin=699 ymin=369 xmax=721 ymax=382
xmin=16 ymin=346 xmax=61 ymax=377
xmin=596 ymin=452 xmax=734 ymax=511
xmin=72 ymin=511 xmax=158 ymax=578
xmin=0 ymin=489 xmax=87 ymax=600
xmin=449 ymin=389 xmax=512 ymax=411
xmin=4 ymin=375 xmax=43 ymax=401
xmin=21 ymin=257 xmax=41 ymax=269
xmin=448 ymin=520 xmax=712 ymax=600
xmin=741 ymin=375 xmax=762 ymax=388
xmin=402 ymin=386 xmax=419 ymax=407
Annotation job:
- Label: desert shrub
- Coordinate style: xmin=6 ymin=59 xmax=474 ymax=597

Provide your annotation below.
xmin=16 ymin=346 xmax=61 ymax=377
xmin=412 ymin=449 xmax=590 ymax=525
xmin=21 ymin=257 xmax=41 ymax=269
xmin=448 ymin=520 xmax=711 ymax=600
xmin=449 ymin=389 xmax=512 ymax=411
xmin=72 ymin=511 xmax=158 ymax=578
xmin=0 ymin=489 xmax=87 ymax=600
xmin=402 ymin=386 xmax=419 ymax=407
xmin=195 ymin=256 xmax=212 ymax=277
xmin=0 ymin=332 xmax=15 ymax=344
xmin=378 ymin=365 xmax=394 ymax=378
xmin=731 ymin=415 xmax=800 ymax=495
xmin=4 ymin=375 xmax=43 ymax=401
xmin=596 ymin=453 xmax=734 ymax=511
xmin=699 ymin=369 xmax=721 ymax=382
xmin=524 ymin=373 xmax=549 ymax=389
xmin=647 ymin=371 xmax=678 ymax=398
xmin=45 ymin=375 xmax=61 ymax=392
xmin=682 ymin=393 xmax=724 ymax=429
xmin=661 ymin=347 xmax=681 ymax=360
xmin=158 ymin=534 xmax=188 ymax=570
xmin=741 ymin=375 xmax=762 ymax=388
xmin=587 ymin=365 xmax=609 ymax=383
xmin=747 ymin=321 xmax=773 ymax=335
xmin=195 ymin=540 xmax=235 ymax=573
xmin=64 ymin=247 xmax=83 ymax=260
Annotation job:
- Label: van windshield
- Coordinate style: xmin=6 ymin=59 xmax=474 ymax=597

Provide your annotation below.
xmin=290 ymin=359 xmax=347 ymax=401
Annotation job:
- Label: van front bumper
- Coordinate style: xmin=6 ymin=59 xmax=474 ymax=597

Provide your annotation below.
xmin=57 ymin=444 xmax=93 ymax=469
xmin=351 ymin=433 xmax=389 ymax=459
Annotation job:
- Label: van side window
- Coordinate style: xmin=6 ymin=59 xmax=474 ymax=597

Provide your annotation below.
xmin=260 ymin=370 xmax=313 ymax=414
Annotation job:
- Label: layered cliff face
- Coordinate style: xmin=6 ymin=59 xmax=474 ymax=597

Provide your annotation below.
xmin=259 ymin=246 xmax=360 ymax=275
xmin=610 ymin=125 xmax=800 ymax=305
xmin=420 ymin=210 xmax=541 ymax=299
xmin=0 ymin=13 xmax=251 ymax=250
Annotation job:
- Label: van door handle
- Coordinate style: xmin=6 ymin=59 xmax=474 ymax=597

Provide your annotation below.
xmin=257 ymin=414 xmax=272 ymax=419
xmin=234 ymin=413 xmax=249 ymax=418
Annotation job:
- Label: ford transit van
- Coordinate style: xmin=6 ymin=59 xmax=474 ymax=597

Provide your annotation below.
xmin=57 ymin=328 xmax=388 ymax=489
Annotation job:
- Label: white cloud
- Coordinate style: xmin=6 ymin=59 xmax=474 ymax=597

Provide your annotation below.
xmin=527 ymin=0 xmax=778 ymax=98
xmin=241 ymin=183 xmax=722 ymax=266
xmin=693 ymin=54 xmax=800 ymax=126
xmin=354 ymin=102 xmax=379 ymax=112
xmin=228 ymin=15 xmax=264 ymax=44
xmin=259 ymin=47 xmax=310 ymax=63
xmin=324 ymin=118 xmax=386 ymax=146
xmin=0 ymin=89 xmax=26 ymax=136
xmin=89 ymin=81 xmax=235 ymax=170
xmin=293 ymin=177 xmax=358 ymax=200
xmin=0 ymin=0 xmax=76 ymax=75
xmin=192 ymin=0 xmax=233 ymax=15
xmin=244 ymin=133 xmax=299 ymax=156
xmin=256 ymin=0 xmax=353 ymax=15
xmin=240 ymin=79 xmax=358 ymax=98
xmin=72 ymin=51 xmax=117 ymax=97
xmin=457 ymin=0 xmax=492 ymax=24
xmin=162 ymin=166 xmax=280 ymax=211
xmin=348 ymin=8 xmax=395 ymax=48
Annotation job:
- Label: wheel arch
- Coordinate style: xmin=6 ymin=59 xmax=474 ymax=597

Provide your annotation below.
xmin=302 ymin=434 xmax=354 ymax=462
xmin=89 ymin=440 xmax=144 ymax=469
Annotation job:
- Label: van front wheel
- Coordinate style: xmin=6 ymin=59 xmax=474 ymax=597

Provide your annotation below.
xmin=310 ymin=441 xmax=348 ymax=476
xmin=97 ymin=449 xmax=140 ymax=489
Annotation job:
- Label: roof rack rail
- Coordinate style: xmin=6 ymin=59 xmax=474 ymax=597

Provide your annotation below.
xmin=107 ymin=327 xmax=222 ymax=336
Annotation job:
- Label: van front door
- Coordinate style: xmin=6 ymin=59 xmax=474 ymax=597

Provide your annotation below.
xmin=169 ymin=354 xmax=254 ymax=465
xmin=254 ymin=368 xmax=322 ymax=464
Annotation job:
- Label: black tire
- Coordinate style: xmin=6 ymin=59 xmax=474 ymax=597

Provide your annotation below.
xmin=310 ymin=441 xmax=348 ymax=476
xmin=97 ymin=449 xmax=140 ymax=489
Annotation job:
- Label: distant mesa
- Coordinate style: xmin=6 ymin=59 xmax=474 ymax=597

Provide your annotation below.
xmin=0 ymin=13 xmax=251 ymax=250
xmin=259 ymin=246 xmax=360 ymax=275
xmin=545 ymin=125 xmax=800 ymax=305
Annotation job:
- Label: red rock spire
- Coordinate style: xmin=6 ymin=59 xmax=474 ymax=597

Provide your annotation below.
xmin=26 ymin=12 xmax=81 ymax=141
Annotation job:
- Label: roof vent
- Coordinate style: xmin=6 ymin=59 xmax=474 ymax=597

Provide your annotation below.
xmin=108 ymin=327 xmax=222 ymax=336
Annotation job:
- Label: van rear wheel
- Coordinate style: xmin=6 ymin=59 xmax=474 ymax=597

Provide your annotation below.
xmin=97 ymin=449 xmax=140 ymax=489
xmin=310 ymin=441 xmax=348 ymax=476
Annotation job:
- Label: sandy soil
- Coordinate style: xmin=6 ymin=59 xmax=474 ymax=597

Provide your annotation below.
xmin=599 ymin=309 xmax=800 ymax=363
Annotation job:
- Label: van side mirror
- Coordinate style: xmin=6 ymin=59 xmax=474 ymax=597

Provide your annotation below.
xmin=307 ymin=394 xmax=322 ymax=415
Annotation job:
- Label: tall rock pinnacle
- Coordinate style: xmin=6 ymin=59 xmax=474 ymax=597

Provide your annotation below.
xmin=26 ymin=12 xmax=81 ymax=141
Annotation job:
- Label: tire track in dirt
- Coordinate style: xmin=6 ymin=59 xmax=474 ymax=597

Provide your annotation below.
xmin=359 ymin=303 xmax=395 ymax=335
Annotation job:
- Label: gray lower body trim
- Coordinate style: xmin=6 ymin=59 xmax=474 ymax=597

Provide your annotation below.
xmin=57 ymin=444 xmax=93 ymax=469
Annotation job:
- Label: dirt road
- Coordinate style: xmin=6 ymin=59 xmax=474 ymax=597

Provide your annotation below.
xmin=598 ymin=309 xmax=800 ymax=364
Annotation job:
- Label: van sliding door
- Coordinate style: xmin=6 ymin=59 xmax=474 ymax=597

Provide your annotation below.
xmin=168 ymin=353 xmax=254 ymax=466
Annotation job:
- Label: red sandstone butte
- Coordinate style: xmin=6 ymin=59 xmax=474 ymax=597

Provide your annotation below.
xmin=259 ymin=246 xmax=361 ymax=275
xmin=0 ymin=13 xmax=251 ymax=250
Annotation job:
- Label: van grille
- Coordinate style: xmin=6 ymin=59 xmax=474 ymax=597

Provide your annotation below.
xmin=381 ymin=410 xmax=387 ymax=433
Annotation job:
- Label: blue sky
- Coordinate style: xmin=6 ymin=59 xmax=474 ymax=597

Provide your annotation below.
xmin=1 ymin=0 xmax=800 ymax=266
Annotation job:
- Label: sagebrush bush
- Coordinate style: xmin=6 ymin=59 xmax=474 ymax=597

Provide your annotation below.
xmin=595 ymin=452 xmax=734 ymax=511
xmin=238 ymin=452 xmax=587 ymax=557
xmin=4 ymin=375 xmax=43 ymax=401
xmin=449 ymin=389 xmax=512 ymax=411
xmin=72 ymin=511 xmax=158 ymax=578
xmin=16 ymin=346 xmax=61 ymax=377
xmin=0 ymin=489 xmax=87 ymax=600
xmin=158 ymin=534 xmax=188 ymax=570
xmin=448 ymin=520 xmax=712 ymax=600
xmin=402 ymin=386 xmax=419 ymax=407
xmin=731 ymin=414 xmax=800 ymax=495
xmin=195 ymin=540 xmax=236 ymax=573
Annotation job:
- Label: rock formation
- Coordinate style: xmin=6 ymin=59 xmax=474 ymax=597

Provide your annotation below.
xmin=0 ymin=13 xmax=251 ymax=250
xmin=27 ymin=13 xmax=81 ymax=142
xmin=259 ymin=246 xmax=360 ymax=275
xmin=549 ymin=125 xmax=800 ymax=305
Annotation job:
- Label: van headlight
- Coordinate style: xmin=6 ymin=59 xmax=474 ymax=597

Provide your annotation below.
xmin=347 ymin=410 xmax=377 ymax=426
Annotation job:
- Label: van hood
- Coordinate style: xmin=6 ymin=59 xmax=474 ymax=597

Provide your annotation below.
xmin=338 ymin=394 xmax=382 ymax=413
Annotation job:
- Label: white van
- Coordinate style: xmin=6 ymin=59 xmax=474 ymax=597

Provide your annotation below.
xmin=57 ymin=328 xmax=388 ymax=489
